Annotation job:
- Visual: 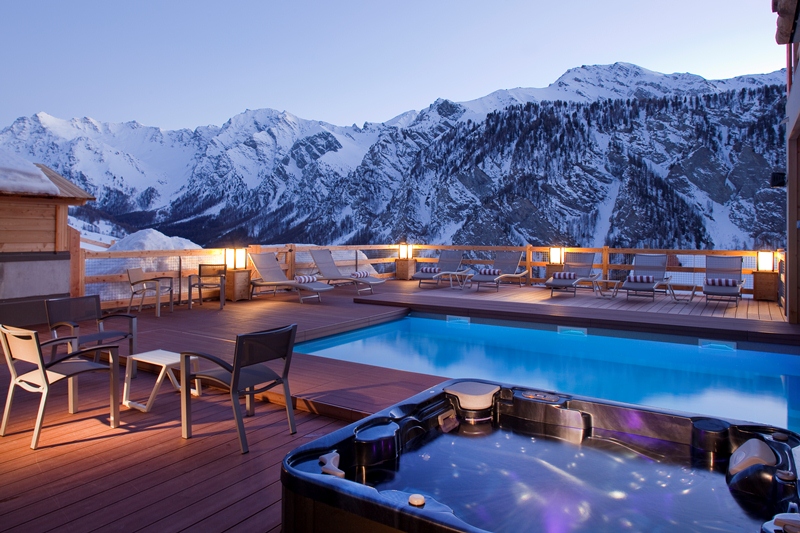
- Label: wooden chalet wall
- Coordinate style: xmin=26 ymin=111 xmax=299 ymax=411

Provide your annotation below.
xmin=0 ymin=196 xmax=69 ymax=253
xmin=0 ymin=165 xmax=93 ymax=326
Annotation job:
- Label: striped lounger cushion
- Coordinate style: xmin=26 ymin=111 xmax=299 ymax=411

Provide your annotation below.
xmin=479 ymin=268 xmax=501 ymax=275
xmin=705 ymin=278 xmax=739 ymax=286
xmin=294 ymin=275 xmax=317 ymax=283
xmin=350 ymin=270 xmax=370 ymax=278
xmin=626 ymin=275 xmax=654 ymax=283
xmin=420 ymin=267 xmax=440 ymax=273
xmin=553 ymin=272 xmax=576 ymax=280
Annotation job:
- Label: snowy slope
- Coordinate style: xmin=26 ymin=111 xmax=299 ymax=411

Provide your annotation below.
xmin=457 ymin=63 xmax=785 ymax=124
xmin=0 ymin=62 xmax=787 ymax=250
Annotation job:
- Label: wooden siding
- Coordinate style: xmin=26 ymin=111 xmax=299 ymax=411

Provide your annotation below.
xmin=0 ymin=198 xmax=58 ymax=252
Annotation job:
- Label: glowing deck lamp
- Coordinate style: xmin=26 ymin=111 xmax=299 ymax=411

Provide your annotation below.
xmin=225 ymin=248 xmax=246 ymax=270
xmin=757 ymin=251 xmax=775 ymax=272
xmin=399 ymin=243 xmax=413 ymax=260
xmin=549 ymin=247 xmax=564 ymax=265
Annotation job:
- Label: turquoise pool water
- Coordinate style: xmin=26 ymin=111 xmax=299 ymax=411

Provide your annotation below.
xmin=296 ymin=315 xmax=800 ymax=432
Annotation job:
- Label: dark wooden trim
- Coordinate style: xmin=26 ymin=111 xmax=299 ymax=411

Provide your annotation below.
xmin=0 ymin=251 xmax=70 ymax=263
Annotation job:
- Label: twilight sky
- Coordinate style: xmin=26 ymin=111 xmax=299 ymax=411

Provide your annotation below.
xmin=0 ymin=0 xmax=786 ymax=131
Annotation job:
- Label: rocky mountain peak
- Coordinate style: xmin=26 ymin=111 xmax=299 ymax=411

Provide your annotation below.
xmin=0 ymin=63 xmax=787 ymax=250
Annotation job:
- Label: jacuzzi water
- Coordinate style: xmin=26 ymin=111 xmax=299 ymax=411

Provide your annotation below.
xmin=295 ymin=314 xmax=800 ymax=432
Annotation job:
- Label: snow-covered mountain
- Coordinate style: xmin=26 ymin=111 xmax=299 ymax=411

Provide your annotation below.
xmin=0 ymin=63 xmax=787 ymax=249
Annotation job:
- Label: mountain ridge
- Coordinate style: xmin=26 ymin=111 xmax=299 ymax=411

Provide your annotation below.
xmin=0 ymin=63 xmax=787 ymax=250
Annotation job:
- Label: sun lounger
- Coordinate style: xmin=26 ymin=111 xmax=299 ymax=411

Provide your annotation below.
xmin=544 ymin=252 xmax=599 ymax=297
xmin=620 ymin=253 xmax=670 ymax=300
xmin=411 ymin=250 xmax=470 ymax=288
xmin=309 ymin=249 xmax=386 ymax=295
xmin=250 ymin=252 xmax=334 ymax=303
xmin=703 ymin=255 xmax=744 ymax=306
xmin=471 ymin=251 xmax=527 ymax=291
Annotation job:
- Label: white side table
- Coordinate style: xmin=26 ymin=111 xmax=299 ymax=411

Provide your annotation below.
xmin=591 ymin=279 xmax=621 ymax=298
xmin=123 ymin=349 xmax=201 ymax=412
xmin=439 ymin=270 xmax=474 ymax=289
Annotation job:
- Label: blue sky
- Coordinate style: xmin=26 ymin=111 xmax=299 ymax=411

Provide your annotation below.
xmin=0 ymin=0 xmax=786 ymax=130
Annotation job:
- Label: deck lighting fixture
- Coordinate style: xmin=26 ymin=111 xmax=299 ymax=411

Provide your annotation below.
xmin=225 ymin=248 xmax=246 ymax=270
xmin=757 ymin=251 xmax=775 ymax=272
xmin=399 ymin=243 xmax=413 ymax=260
xmin=549 ymin=247 xmax=564 ymax=265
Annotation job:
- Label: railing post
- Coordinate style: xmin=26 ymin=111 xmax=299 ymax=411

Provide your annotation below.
xmin=602 ymin=246 xmax=609 ymax=281
xmin=526 ymin=244 xmax=533 ymax=286
xmin=287 ymin=245 xmax=296 ymax=279
xmin=78 ymin=248 xmax=86 ymax=297
xmin=178 ymin=255 xmax=183 ymax=305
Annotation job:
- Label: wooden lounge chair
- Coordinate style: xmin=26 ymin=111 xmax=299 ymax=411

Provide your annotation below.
xmin=544 ymin=252 xmax=599 ymax=297
xmin=411 ymin=250 xmax=469 ymax=288
xmin=471 ymin=251 xmax=528 ymax=291
xmin=309 ymin=249 xmax=386 ymax=295
xmin=620 ymin=253 xmax=670 ymax=300
xmin=250 ymin=252 xmax=334 ymax=303
xmin=703 ymin=255 xmax=744 ymax=306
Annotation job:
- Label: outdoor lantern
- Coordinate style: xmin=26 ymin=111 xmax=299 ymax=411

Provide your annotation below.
xmin=757 ymin=251 xmax=775 ymax=272
xmin=399 ymin=243 xmax=412 ymax=259
xmin=226 ymin=248 xmax=246 ymax=270
xmin=549 ymin=247 xmax=564 ymax=265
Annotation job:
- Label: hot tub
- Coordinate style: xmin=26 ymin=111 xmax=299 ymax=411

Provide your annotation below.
xmin=281 ymin=379 xmax=800 ymax=532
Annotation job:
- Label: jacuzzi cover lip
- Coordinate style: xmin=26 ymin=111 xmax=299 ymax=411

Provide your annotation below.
xmin=281 ymin=378 xmax=800 ymax=533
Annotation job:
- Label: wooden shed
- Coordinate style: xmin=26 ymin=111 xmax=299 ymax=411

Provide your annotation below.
xmin=0 ymin=161 xmax=94 ymax=325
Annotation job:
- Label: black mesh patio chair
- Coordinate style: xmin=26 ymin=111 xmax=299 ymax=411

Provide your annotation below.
xmin=188 ymin=264 xmax=226 ymax=309
xmin=45 ymin=295 xmax=137 ymax=357
xmin=180 ymin=324 xmax=297 ymax=454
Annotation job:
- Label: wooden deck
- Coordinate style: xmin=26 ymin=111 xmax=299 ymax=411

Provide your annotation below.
xmin=1 ymin=280 xmax=798 ymax=532
xmin=355 ymin=280 xmax=800 ymax=347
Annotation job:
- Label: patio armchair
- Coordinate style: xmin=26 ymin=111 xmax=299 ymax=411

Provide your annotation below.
xmin=249 ymin=252 xmax=334 ymax=303
xmin=411 ymin=250 xmax=469 ymax=288
xmin=703 ymin=255 xmax=744 ymax=307
xmin=180 ymin=324 xmax=298 ymax=454
xmin=620 ymin=253 xmax=671 ymax=300
xmin=45 ymin=295 xmax=137 ymax=357
xmin=127 ymin=268 xmax=174 ymax=318
xmin=471 ymin=251 xmax=528 ymax=291
xmin=188 ymin=263 xmax=226 ymax=310
xmin=544 ymin=252 xmax=599 ymax=297
xmin=0 ymin=324 xmax=120 ymax=449
xmin=309 ymin=249 xmax=386 ymax=295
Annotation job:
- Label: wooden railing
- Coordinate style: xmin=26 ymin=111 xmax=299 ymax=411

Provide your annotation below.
xmin=80 ymin=244 xmax=782 ymax=311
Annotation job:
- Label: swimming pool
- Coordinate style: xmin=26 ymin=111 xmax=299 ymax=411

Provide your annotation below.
xmin=295 ymin=314 xmax=800 ymax=432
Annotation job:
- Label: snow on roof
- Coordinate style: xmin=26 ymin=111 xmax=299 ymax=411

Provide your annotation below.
xmin=0 ymin=148 xmax=60 ymax=195
xmin=107 ymin=228 xmax=201 ymax=251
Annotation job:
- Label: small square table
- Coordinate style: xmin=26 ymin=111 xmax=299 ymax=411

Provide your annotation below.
xmin=591 ymin=278 xmax=621 ymax=298
xmin=123 ymin=349 xmax=201 ymax=412
xmin=439 ymin=270 xmax=474 ymax=289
